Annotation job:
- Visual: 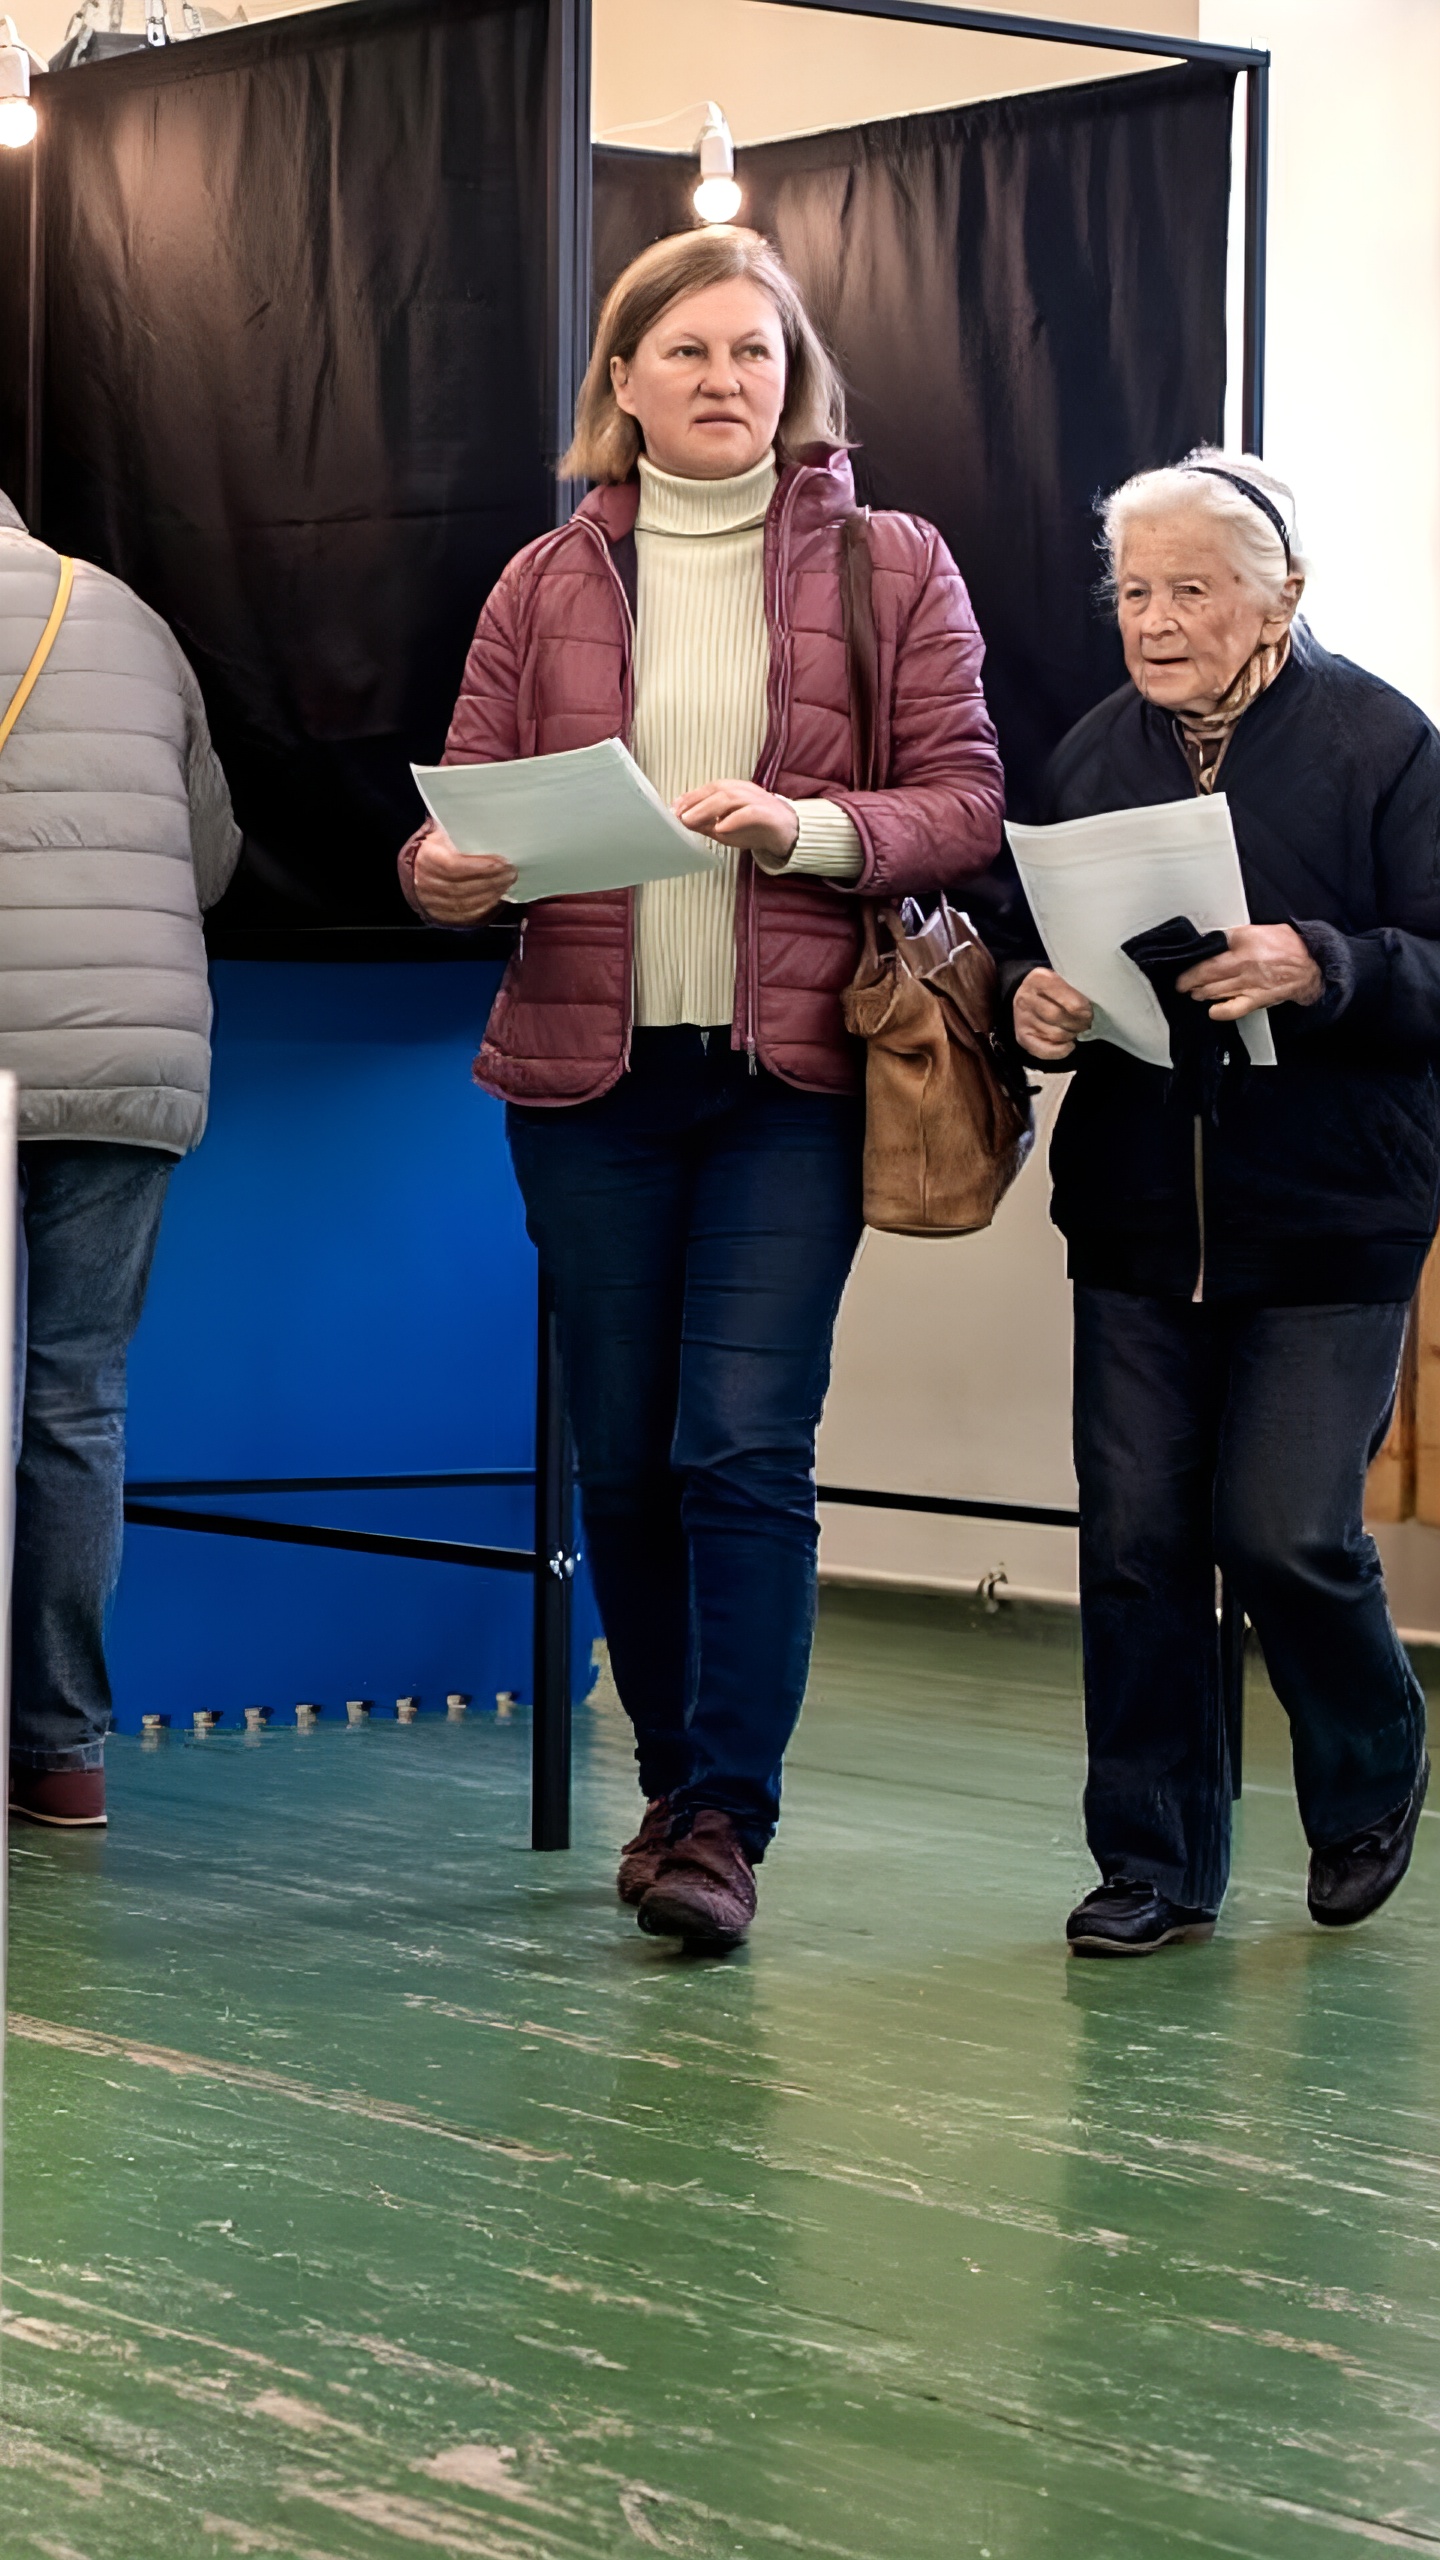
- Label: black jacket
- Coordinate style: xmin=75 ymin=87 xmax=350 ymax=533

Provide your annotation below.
xmin=996 ymin=627 xmax=1440 ymax=1303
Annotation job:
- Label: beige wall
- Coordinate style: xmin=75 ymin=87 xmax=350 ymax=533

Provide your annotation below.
xmin=21 ymin=0 xmax=1440 ymax=1624
xmin=821 ymin=0 xmax=1440 ymax=1635
xmin=1203 ymin=0 xmax=1440 ymax=722
xmin=594 ymin=0 xmax=1202 ymax=146
xmin=20 ymin=0 xmax=1202 ymax=86
xmin=817 ymin=1085 xmax=1079 ymax=1607
xmin=593 ymin=0 xmax=1211 ymax=1633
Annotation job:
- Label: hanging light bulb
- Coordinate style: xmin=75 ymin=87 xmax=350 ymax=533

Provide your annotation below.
xmin=0 ymin=17 xmax=36 ymax=146
xmin=693 ymin=102 xmax=741 ymax=225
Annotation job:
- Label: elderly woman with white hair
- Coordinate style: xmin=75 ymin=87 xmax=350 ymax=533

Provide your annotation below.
xmin=1004 ymin=447 xmax=1439 ymax=1956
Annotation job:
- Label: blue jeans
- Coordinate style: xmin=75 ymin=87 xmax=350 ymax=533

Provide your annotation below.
xmin=508 ymin=1030 xmax=864 ymax=1857
xmin=12 ymin=1142 xmax=173 ymax=1771
xmin=1074 ymin=1286 xmax=1427 ymax=1913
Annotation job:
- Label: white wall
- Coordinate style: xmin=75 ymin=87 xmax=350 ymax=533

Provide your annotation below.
xmin=818 ymin=1086 xmax=1079 ymax=1605
xmin=1215 ymin=0 xmax=1440 ymax=1625
xmin=21 ymin=0 xmax=1439 ymax=1619
xmin=16 ymin=0 xmax=1202 ymax=90
xmin=821 ymin=1 xmax=1440 ymax=1631
xmin=593 ymin=0 xmax=1201 ymax=146
xmin=1202 ymin=0 xmax=1440 ymax=719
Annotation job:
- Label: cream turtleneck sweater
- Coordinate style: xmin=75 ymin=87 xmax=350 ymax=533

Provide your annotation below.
xmin=631 ymin=450 xmax=863 ymax=1029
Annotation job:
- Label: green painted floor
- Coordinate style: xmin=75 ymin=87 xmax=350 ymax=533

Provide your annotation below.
xmin=3 ymin=1586 xmax=1439 ymax=2559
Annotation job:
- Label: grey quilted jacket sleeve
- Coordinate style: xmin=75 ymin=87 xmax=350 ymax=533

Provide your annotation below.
xmin=173 ymin=646 xmax=241 ymax=910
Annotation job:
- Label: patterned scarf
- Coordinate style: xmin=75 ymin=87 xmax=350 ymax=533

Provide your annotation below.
xmin=1173 ymin=632 xmax=1291 ymax=793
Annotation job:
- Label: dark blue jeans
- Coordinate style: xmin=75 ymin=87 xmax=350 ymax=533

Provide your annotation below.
xmin=12 ymin=1142 xmax=173 ymax=1771
xmin=1074 ymin=1285 xmax=1427 ymax=1913
xmin=508 ymin=1030 xmax=864 ymax=1857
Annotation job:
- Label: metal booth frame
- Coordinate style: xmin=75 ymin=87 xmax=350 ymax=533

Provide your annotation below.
xmin=75 ymin=0 xmax=1268 ymax=1841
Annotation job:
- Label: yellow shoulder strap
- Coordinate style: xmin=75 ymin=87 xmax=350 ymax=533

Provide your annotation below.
xmin=0 ymin=555 xmax=75 ymax=760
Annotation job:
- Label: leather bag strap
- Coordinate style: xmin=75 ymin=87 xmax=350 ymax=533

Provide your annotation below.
xmin=840 ymin=509 xmax=880 ymax=793
xmin=0 ymin=555 xmax=74 ymax=760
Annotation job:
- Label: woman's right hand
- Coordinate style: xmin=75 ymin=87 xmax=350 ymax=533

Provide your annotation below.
xmin=411 ymin=823 xmax=517 ymax=925
xmin=1012 ymin=967 xmax=1094 ymax=1061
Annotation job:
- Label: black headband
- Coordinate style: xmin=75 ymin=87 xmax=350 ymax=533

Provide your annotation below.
xmin=1190 ymin=465 xmax=1292 ymax=567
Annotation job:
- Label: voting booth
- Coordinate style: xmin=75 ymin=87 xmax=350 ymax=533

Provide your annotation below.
xmin=0 ymin=0 xmax=601 ymax=1834
xmin=0 ymin=0 xmax=1259 ymax=1821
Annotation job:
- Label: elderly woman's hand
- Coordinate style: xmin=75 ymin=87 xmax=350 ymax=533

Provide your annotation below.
xmin=1177 ymin=923 xmax=1322 ymax=1021
xmin=1013 ymin=967 xmax=1095 ymax=1060
xmin=412 ymin=824 xmax=518 ymax=926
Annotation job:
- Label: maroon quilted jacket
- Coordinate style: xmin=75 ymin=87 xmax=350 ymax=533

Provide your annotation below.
xmin=400 ymin=446 xmax=1005 ymax=1103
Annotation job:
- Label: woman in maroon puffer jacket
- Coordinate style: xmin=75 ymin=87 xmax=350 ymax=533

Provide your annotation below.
xmin=403 ymin=227 xmax=1003 ymax=1950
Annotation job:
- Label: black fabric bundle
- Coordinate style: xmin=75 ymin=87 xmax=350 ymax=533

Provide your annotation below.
xmin=1121 ymin=915 xmax=1234 ymax=1120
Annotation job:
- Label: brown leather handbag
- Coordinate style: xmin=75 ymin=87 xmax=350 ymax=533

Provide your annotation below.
xmin=838 ymin=511 xmax=1033 ymax=1236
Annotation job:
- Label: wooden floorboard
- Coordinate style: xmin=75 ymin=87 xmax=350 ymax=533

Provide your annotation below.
xmin=3 ymin=1586 xmax=1438 ymax=2557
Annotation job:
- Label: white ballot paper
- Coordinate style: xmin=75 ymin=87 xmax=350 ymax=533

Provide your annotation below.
xmin=1005 ymin=794 xmax=1277 ymax=1070
xmin=411 ymin=737 xmax=724 ymax=905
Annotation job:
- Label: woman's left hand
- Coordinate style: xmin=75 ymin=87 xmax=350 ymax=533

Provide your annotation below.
xmin=1176 ymin=923 xmax=1323 ymax=1021
xmin=673 ymin=780 xmax=800 ymax=864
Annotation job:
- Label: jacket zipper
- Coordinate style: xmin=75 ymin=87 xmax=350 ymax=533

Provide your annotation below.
xmin=1180 ymin=752 xmax=1211 ymax=1306
xmin=1192 ymin=1114 xmax=1206 ymax=1304
xmin=743 ymin=867 xmax=760 ymax=1073
xmin=579 ymin=517 xmax=638 ymax=1076
xmin=742 ymin=471 xmax=803 ymax=1072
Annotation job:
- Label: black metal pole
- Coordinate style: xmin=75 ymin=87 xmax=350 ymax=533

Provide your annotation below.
xmin=527 ymin=0 xmax=590 ymax=1853
xmin=1220 ymin=1579 xmax=1245 ymax=1800
xmin=531 ymin=1270 xmax=575 ymax=1850
xmin=1241 ymin=58 xmax=1269 ymax=455
xmin=23 ymin=115 xmax=42 ymax=532
xmin=748 ymin=0 xmax=1262 ymax=66
xmin=547 ymin=0 xmax=593 ymax=521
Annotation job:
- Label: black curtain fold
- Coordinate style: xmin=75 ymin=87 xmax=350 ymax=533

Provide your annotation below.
xmin=20 ymin=0 xmax=555 ymax=927
xmin=596 ymin=63 xmax=1234 ymax=816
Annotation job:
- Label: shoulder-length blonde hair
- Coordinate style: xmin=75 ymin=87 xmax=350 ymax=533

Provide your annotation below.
xmin=562 ymin=227 xmax=847 ymax=484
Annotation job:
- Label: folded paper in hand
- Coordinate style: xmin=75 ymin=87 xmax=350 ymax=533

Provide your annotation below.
xmin=1004 ymin=794 xmax=1277 ymax=1069
xmin=412 ymin=738 xmax=724 ymax=904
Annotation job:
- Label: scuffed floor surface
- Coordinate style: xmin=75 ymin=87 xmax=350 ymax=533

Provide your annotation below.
xmin=3 ymin=1586 xmax=1440 ymax=2559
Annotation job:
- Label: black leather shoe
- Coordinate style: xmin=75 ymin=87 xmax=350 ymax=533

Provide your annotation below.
xmin=1066 ymin=1879 xmax=1216 ymax=1957
xmin=1308 ymin=1756 xmax=1429 ymax=1929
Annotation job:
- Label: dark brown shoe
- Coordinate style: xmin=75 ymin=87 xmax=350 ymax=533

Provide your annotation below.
xmin=1308 ymin=1756 xmax=1429 ymax=1928
xmin=637 ymin=1810 xmax=757 ymax=1949
xmin=617 ymin=1796 xmax=672 ymax=1905
xmin=10 ymin=1766 xmax=107 ymax=1828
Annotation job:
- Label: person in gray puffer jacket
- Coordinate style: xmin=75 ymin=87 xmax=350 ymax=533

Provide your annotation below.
xmin=0 ymin=491 xmax=240 ymax=1830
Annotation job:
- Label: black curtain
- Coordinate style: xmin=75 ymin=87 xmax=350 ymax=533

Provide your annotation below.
xmin=20 ymin=0 xmax=555 ymax=927
xmin=596 ymin=63 xmax=1233 ymax=816
xmin=0 ymin=148 xmax=31 ymax=519
xmin=3 ymin=39 xmax=1231 ymax=928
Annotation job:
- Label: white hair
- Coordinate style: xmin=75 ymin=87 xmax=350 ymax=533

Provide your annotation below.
xmin=1100 ymin=446 xmax=1308 ymax=609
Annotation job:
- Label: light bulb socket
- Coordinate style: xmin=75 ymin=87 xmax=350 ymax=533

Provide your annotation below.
xmin=693 ymin=102 xmax=739 ymax=224
xmin=696 ymin=100 xmax=734 ymax=180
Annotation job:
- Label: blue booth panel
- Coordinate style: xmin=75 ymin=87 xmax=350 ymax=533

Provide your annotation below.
xmin=108 ymin=961 xmax=599 ymax=1731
